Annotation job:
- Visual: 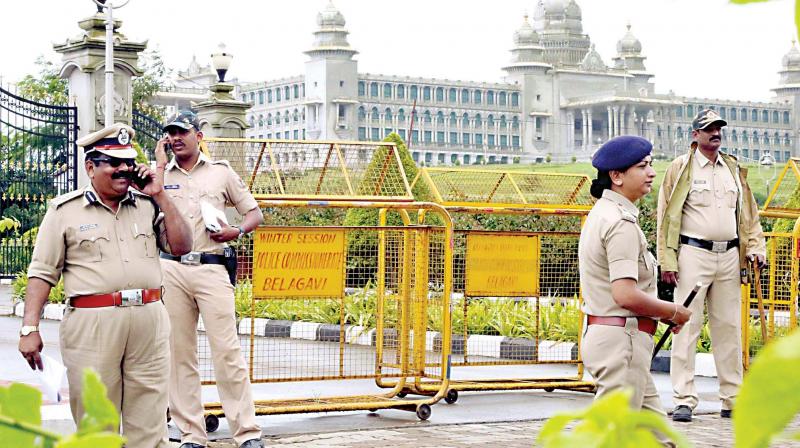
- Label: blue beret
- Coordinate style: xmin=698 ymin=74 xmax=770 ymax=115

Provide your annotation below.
xmin=591 ymin=135 xmax=653 ymax=171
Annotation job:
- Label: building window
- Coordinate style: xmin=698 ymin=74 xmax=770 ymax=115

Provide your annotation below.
xmin=424 ymin=110 xmax=432 ymax=123
xmin=258 ymin=91 xmax=264 ymax=105
xmin=474 ymin=114 xmax=482 ymax=127
xmin=512 ymin=116 xmax=519 ymax=130
xmin=511 ymin=92 xmax=519 ymax=107
xmin=384 ymin=108 xmax=392 ymax=121
xmin=449 ymin=112 xmax=457 ymax=125
xmin=784 ymin=111 xmax=791 ymax=124
xmin=358 ymin=107 xmax=366 ymax=121
xmin=719 ymin=107 xmax=726 ymax=119
xmin=487 ymin=115 xmax=495 ymax=128
xmin=284 ymin=86 xmax=290 ymax=100
xmin=499 ymin=92 xmax=507 ymax=106
xmin=358 ymin=81 xmax=366 ymax=96
xmin=753 ymin=131 xmax=759 ymax=144
xmin=676 ymin=106 xmax=683 ymax=117
xmin=385 ymin=128 xmax=392 ymax=137
xmin=475 ymin=134 xmax=483 ymax=145
xmin=371 ymin=107 xmax=379 ymax=120
xmin=499 ymin=115 xmax=507 ymax=129
xmin=436 ymin=87 xmax=444 ymax=102
xmin=462 ymin=133 xmax=470 ymax=145
xmin=437 ymin=131 xmax=445 ymax=143
xmin=750 ymin=109 xmax=757 ymax=122
xmin=462 ymin=113 xmax=469 ymax=127
xmin=398 ymin=108 xmax=406 ymax=122
xmin=464 ymin=154 xmax=471 ymax=164
xmin=436 ymin=111 xmax=445 ymax=125
xmin=276 ymin=89 xmax=281 ymax=101
xmin=449 ymin=88 xmax=457 ymax=103
xmin=740 ymin=108 xmax=747 ymax=121
xmin=241 ymin=94 xmax=246 ymax=102
xmin=786 ymin=133 xmax=791 ymax=145
xmin=410 ymin=85 xmax=418 ymax=100
xmin=258 ymin=114 xmax=263 ymax=127
xmin=512 ymin=136 xmax=520 ymax=148
xmin=687 ymin=105 xmax=694 ymax=117
xmin=424 ymin=130 xmax=432 ymax=143
xmin=762 ymin=110 xmax=769 ymax=122
xmin=730 ymin=108 xmax=737 ymax=120
xmin=474 ymin=91 xmax=482 ymax=104
xmin=461 ymin=89 xmax=470 ymax=104
xmin=411 ymin=130 xmax=419 ymax=143
xmin=339 ymin=81 xmax=344 ymax=88
xmin=294 ymin=109 xmax=300 ymax=122
xmin=487 ymin=90 xmax=495 ymax=105
xmin=294 ymin=130 xmax=299 ymax=139
xmin=500 ymin=135 xmax=508 ymax=148
xmin=294 ymin=85 xmax=299 ymax=98
xmin=773 ymin=111 xmax=780 ymax=123
xmin=488 ymin=134 xmax=495 ymax=147
xmin=423 ymin=86 xmax=431 ymax=101
xmin=731 ymin=130 xmax=737 ymax=143
xmin=249 ymin=92 xmax=255 ymax=103
xmin=267 ymin=113 xmax=272 ymax=125
xmin=284 ymin=111 xmax=290 ymax=123
xmin=371 ymin=128 xmax=380 ymax=140
xmin=383 ymin=83 xmax=392 ymax=98
xmin=397 ymin=84 xmax=405 ymax=99
xmin=370 ymin=82 xmax=379 ymax=97
xmin=450 ymin=132 xmax=458 ymax=144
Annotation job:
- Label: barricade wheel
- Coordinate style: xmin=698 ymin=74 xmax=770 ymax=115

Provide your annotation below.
xmin=205 ymin=414 xmax=220 ymax=433
xmin=445 ymin=389 xmax=458 ymax=404
xmin=544 ymin=387 xmax=555 ymax=392
xmin=416 ymin=404 xmax=431 ymax=420
xmin=397 ymin=392 xmax=407 ymax=398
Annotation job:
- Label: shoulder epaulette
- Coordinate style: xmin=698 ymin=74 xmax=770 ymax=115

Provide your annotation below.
xmin=619 ymin=207 xmax=638 ymax=224
xmin=49 ymin=189 xmax=85 ymax=208
xmin=210 ymin=159 xmax=231 ymax=168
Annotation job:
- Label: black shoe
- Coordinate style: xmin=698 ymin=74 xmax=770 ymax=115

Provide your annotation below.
xmin=721 ymin=409 xmax=732 ymax=418
xmin=180 ymin=444 xmax=205 ymax=448
xmin=672 ymin=405 xmax=692 ymax=422
xmin=240 ymin=439 xmax=264 ymax=448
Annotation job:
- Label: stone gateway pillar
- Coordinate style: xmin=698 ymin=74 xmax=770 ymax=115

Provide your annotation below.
xmin=53 ymin=9 xmax=146 ymax=187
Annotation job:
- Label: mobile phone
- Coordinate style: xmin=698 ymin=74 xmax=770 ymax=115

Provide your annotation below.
xmin=133 ymin=173 xmax=152 ymax=189
xmin=165 ymin=143 xmax=172 ymax=153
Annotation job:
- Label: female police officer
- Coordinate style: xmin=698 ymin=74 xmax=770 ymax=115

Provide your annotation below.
xmin=578 ymin=135 xmax=691 ymax=426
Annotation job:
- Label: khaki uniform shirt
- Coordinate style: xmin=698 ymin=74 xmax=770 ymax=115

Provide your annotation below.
xmin=28 ymin=185 xmax=164 ymax=297
xmin=163 ymin=153 xmax=258 ymax=254
xmin=579 ymin=189 xmax=657 ymax=317
xmin=680 ymin=151 xmax=738 ymax=241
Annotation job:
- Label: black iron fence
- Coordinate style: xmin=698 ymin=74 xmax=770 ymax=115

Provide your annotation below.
xmin=132 ymin=109 xmax=162 ymax=157
xmin=0 ymin=85 xmax=78 ymax=278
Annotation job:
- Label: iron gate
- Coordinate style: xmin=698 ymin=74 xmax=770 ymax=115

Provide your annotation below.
xmin=0 ymin=85 xmax=78 ymax=278
xmin=132 ymin=109 xmax=162 ymax=156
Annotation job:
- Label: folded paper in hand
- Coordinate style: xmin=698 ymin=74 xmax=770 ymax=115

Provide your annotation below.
xmin=201 ymin=201 xmax=228 ymax=233
xmin=35 ymin=354 xmax=66 ymax=403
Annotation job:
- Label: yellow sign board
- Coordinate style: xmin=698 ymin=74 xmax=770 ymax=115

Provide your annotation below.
xmin=253 ymin=227 xmax=345 ymax=298
xmin=466 ymin=234 xmax=539 ymax=297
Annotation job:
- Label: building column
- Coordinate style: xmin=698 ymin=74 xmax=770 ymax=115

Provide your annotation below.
xmin=619 ymin=105 xmax=627 ymax=135
xmin=567 ymin=111 xmax=575 ymax=151
xmin=581 ymin=110 xmax=587 ymax=150
xmin=607 ymin=106 xmax=613 ymax=139
xmin=587 ymin=109 xmax=594 ymax=151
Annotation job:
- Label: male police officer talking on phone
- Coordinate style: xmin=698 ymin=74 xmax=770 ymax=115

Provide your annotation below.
xmin=158 ymin=110 xmax=264 ymax=448
xmin=19 ymin=123 xmax=192 ymax=447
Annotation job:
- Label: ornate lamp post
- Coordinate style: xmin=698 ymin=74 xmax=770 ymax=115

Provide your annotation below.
xmin=211 ymin=44 xmax=233 ymax=83
xmin=93 ymin=0 xmax=130 ymax=127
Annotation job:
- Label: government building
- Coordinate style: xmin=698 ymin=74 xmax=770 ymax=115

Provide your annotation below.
xmin=176 ymin=0 xmax=800 ymax=165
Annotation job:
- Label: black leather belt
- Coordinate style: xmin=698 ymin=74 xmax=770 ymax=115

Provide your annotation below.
xmin=680 ymin=235 xmax=738 ymax=253
xmin=160 ymin=251 xmax=226 ymax=266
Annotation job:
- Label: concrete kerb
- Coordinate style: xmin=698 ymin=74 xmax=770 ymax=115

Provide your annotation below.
xmin=9 ymin=301 xmax=719 ymax=376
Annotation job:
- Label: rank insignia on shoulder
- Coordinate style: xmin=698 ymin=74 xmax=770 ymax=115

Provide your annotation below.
xmin=164 ymin=184 xmax=180 ymax=190
xmin=79 ymin=223 xmax=99 ymax=232
xmin=620 ymin=210 xmax=637 ymax=223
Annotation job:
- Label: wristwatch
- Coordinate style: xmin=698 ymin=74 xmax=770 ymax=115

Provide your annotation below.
xmin=236 ymin=226 xmax=246 ymax=239
xmin=20 ymin=325 xmax=39 ymax=337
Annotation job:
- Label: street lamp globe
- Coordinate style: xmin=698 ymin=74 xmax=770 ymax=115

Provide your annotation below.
xmin=211 ymin=44 xmax=233 ymax=83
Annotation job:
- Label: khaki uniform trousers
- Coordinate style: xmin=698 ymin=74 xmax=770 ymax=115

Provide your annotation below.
xmin=60 ymin=301 xmax=171 ymax=448
xmin=581 ymin=319 xmax=665 ymax=415
xmin=670 ymin=244 xmax=742 ymax=410
xmin=161 ymin=261 xmax=261 ymax=446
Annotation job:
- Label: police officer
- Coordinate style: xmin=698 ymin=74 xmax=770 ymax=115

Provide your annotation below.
xmin=579 ymin=136 xmax=691 ymax=438
xmin=158 ymin=111 xmax=264 ymax=448
xmin=18 ymin=123 xmax=192 ymax=447
xmin=657 ymin=109 xmax=767 ymax=422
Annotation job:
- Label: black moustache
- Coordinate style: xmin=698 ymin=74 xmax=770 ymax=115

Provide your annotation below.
xmin=711 ymin=137 xmax=721 ymax=141
xmin=111 ymin=172 xmax=133 ymax=180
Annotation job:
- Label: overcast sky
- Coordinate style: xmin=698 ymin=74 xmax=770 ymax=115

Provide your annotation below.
xmin=0 ymin=0 xmax=795 ymax=102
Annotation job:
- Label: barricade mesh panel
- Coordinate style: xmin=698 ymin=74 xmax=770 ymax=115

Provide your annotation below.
xmin=204 ymin=139 xmax=413 ymax=201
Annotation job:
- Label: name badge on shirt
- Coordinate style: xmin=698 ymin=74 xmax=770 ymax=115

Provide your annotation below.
xmin=79 ymin=223 xmax=98 ymax=232
xmin=692 ymin=179 xmax=707 ymax=185
xmin=164 ymin=184 xmax=180 ymax=190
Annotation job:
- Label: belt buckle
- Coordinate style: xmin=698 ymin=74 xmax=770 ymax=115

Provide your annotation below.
xmin=180 ymin=252 xmax=202 ymax=266
xmin=711 ymin=241 xmax=728 ymax=253
xmin=119 ymin=289 xmax=143 ymax=306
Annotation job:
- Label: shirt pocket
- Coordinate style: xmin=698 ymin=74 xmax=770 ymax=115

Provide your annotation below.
xmin=74 ymin=229 xmax=110 ymax=263
xmin=722 ymin=178 xmax=738 ymax=209
xmin=132 ymin=224 xmax=157 ymax=258
xmin=687 ymin=182 xmax=712 ymax=207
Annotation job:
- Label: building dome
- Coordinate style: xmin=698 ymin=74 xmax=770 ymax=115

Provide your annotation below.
xmin=566 ymin=0 xmax=581 ymax=19
xmin=616 ymin=24 xmax=642 ymax=54
xmin=514 ymin=14 xmax=539 ymax=45
xmin=543 ymin=0 xmax=569 ymax=14
xmin=317 ymin=1 xmax=346 ymax=28
xmin=782 ymin=40 xmax=800 ymax=69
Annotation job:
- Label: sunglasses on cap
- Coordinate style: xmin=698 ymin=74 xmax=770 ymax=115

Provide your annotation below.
xmin=90 ymin=157 xmax=136 ymax=168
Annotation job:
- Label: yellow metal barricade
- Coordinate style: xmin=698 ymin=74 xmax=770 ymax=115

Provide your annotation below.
xmin=192 ymin=139 xmax=452 ymax=427
xmin=382 ymin=167 xmax=596 ymax=399
xmin=742 ymin=158 xmax=800 ymax=367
